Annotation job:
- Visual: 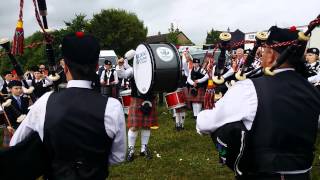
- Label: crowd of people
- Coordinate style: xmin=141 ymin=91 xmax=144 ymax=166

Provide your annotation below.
xmin=0 ymin=25 xmax=319 ymax=180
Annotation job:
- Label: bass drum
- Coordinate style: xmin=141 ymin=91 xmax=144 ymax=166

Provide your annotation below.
xmin=133 ymin=43 xmax=181 ymax=95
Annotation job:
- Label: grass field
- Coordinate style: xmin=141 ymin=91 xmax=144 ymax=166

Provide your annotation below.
xmin=108 ymin=105 xmax=320 ymax=180
xmin=1 ymin=105 xmax=320 ymax=180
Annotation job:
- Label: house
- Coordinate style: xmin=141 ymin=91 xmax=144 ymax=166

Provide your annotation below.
xmin=146 ymin=31 xmax=194 ymax=45
xmin=244 ymin=26 xmax=320 ymax=50
xmin=204 ymin=28 xmax=245 ymax=50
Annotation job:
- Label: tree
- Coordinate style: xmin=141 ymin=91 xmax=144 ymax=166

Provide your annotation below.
xmin=64 ymin=14 xmax=90 ymax=32
xmin=206 ymin=28 xmax=220 ymax=44
xmin=88 ymin=9 xmax=148 ymax=56
xmin=166 ymin=23 xmax=180 ymax=45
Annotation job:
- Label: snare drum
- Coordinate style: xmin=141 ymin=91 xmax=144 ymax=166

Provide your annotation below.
xmin=120 ymin=89 xmax=132 ymax=115
xmin=165 ymin=88 xmax=186 ymax=110
xmin=133 ymin=43 xmax=181 ymax=95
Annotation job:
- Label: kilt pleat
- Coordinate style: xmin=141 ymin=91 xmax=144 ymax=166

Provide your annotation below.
xmin=127 ymin=97 xmax=158 ymax=128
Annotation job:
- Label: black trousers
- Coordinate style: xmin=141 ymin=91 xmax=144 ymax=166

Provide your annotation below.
xmin=236 ymin=172 xmax=310 ymax=180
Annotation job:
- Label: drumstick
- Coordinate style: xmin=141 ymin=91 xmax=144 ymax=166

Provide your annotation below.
xmin=0 ymin=101 xmax=14 ymax=134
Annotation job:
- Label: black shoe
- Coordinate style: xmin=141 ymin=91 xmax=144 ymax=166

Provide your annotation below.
xmin=126 ymin=146 xmax=135 ymax=162
xmin=175 ymin=124 xmax=180 ymax=131
xmin=140 ymin=145 xmax=152 ymax=159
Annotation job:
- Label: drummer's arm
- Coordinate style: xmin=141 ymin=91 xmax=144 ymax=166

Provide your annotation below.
xmin=196 ymin=79 xmax=257 ymax=134
xmin=10 ymin=92 xmax=52 ymax=146
xmin=197 ymin=74 xmax=209 ymax=83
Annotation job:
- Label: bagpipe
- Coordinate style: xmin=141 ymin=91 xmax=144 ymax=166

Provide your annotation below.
xmin=235 ymin=32 xmax=268 ymax=81
xmin=203 ymin=32 xmax=232 ymax=109
xmin=0 ymin=0 xmax=58 ymax=179
xmin=0 ymin=39 xmax=37 ymax=103
xmin=246 ymin=15 xmax=320 ymax=79
xmin=208 ymin=15 xmax=320 ymax=176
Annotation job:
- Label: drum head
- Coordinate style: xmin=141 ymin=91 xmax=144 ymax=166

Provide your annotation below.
xmin=133 ymin=44 xmax=154 ymax=94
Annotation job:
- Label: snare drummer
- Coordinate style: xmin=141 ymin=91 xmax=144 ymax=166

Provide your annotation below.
xmin=117 ymin=55 xmax=157 ymax=162
xmin=100 ymin=59 xmax=119 ymax=98
xmin=172 ymin=58 xmax=189 ymax=131
xmin=187 ymin=58 xmax=208 ymax=119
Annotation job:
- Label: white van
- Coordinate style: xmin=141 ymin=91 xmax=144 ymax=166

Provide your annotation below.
xmin=99 ymin=50 xmax=118 ymax=67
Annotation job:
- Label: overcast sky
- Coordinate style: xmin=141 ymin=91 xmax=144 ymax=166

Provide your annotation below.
xmin=0 ymin=0 xmax=319 ymax=45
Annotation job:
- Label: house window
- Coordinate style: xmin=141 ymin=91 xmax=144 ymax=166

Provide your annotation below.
xmin=248 ymin=34 xmax=255 ymax=39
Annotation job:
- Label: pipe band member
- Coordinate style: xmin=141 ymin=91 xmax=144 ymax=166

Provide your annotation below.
xmin=100 ymin=59 xmax=119 ymax=98
xmin=306 ymin=47 xmax=320 ymax=90
xmin=117 ymin=55 xmax=157 ymax=162
xmin=186 ymin=58 xmax=208 ymax=119
xmin=10 ymin=32 xmax=126 ymax=180
xmin=196 ymin=26 xmax=320 ymax=180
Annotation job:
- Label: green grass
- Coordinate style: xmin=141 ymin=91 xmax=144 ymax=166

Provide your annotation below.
xmin=1 ymin=105 xmax=319 ymax=180
xmin=109 ymin=105 xmax=234 ymax=180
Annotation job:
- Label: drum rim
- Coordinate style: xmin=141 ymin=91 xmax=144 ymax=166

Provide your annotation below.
xmin=164 ymin=88 xmax=184 ymax=96
xmin=166 ymin=103 xmax=186 ymax=110
xmin=120 ymin=89 xmax=132 ymax=96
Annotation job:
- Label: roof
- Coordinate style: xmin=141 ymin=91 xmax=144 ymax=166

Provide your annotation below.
xmin=146 ymin=31 xmax=194 ymax=45
xmin=146 ymin=33 xmax=168 ymax=44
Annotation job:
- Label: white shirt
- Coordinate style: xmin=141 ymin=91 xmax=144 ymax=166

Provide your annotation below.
xmin=187 ymin=67 xmax=209 ymax=85
xmin=308 ymin=74 xmax=320 ymax=84
xmin=116 ymin=61 xmax=133 ymax=79
xmin=211 ymin=65 xmax=235 ymax=79
xmin=26 ymin=77 xmax=53 ymax=87
xmin=10 ymin=80 xmax=127 ymax=165
xmin=196 ymin=68 xmax=312 ymax=174
xmin=100 ymin=69 xmax=119 ymax=85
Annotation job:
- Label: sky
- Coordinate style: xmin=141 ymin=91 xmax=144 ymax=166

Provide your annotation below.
xmin=0 ymin=0 xmax=319 ymax=45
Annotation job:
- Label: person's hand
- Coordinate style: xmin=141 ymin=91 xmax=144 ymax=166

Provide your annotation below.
xmin=193 ymin=82 xmax=197 ymax=87
xmin=117 ymin=58 xmax=125 ymax=65
xmin=7 ymin=126 xmax=14 ymax=134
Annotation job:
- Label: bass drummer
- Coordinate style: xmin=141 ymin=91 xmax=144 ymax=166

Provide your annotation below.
xmin=116 ymin=53 xmax=157 ymax=162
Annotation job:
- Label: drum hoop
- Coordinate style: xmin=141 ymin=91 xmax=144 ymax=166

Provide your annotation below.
xmin=120 ymin=89 xmax=132 ymax=96
xmin=146 ymin=43 xmax=155 ymax=94
xmin=164 ymin=88 xmax=181 ymax=96
xmin=167 ymin=103 xmax=186 ymax=110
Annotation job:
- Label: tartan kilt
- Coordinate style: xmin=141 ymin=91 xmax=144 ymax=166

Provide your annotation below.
xmin=2 ymin=127 xmax=13 ymax=148
xmin=127 ymin=97 xmax=158 ymax=128
xmin=185 ymin=87 xmax=205 ymax=103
